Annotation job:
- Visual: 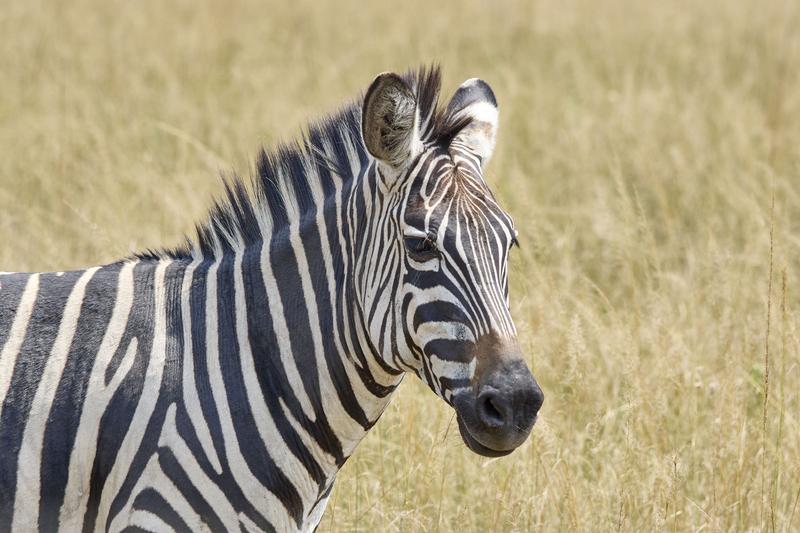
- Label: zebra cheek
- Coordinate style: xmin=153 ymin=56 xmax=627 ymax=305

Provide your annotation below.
xmin=406 ymin=257 xmax=440 ymax=273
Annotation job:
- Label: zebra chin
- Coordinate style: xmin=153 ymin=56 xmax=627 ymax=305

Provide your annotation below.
xmin=455 ymin=415 xmax=517 ymax=458
xmin=450 ymin=357 xmax=544 ymax=457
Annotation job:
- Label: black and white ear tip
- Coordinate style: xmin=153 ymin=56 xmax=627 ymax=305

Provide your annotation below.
xmin=447 ymin=78 xmax=498 ymax=115
xmin=447 ymin=78 xmax=499 ymax=163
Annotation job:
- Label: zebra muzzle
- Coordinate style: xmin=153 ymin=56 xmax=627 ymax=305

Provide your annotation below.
xmin=452 ymin=357 xmax=543 ymax=457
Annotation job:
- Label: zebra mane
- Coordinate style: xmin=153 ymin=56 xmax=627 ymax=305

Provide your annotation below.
xmin=136 ymin=65 xmax=470 ymax=261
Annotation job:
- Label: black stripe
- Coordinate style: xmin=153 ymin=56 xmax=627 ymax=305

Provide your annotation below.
xmin=0 ymin=270 xmax=81 ymax=532
xmin=157 ymin=446 xmax=226 ymax=532
xmin=214 ymin=251 xmax=295 ymax=529
xmin=0 ymin=273 xmax=29 ymax=353
xmin=187 ymin=259 xmax=228 ymax=472
xmin=173 ymin=257 xmax=272 ymax=530
xmin=131 ymin=487 xmax=192 ymax=533
xmin=39 ymin=264 xmax=122 ymax=531
xmin=423 ymin=339 xmax=473 ymax=363
xmin=106 ymin=261 xmax=186 ymax=530
xmin=119 ymin=526 xmax=151 ymax=533
xmin=412 ymin=301 xmax=469 ymax=332
xmin=241 ymin=245 xmax=320 ymax=525
xmin=286 ymin=158 xmax=373 ymax=429
xmin=269 ymin=231 xmax=345 ymax=464
xmin=82 ymin=262 xmax=156 ymax=532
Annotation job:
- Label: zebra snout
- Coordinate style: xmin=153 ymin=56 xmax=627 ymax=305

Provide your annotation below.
xmin=476 ymin=362 xmax=543 ymax=432
xmin=454 ymin=358 xmax=543 ymax=457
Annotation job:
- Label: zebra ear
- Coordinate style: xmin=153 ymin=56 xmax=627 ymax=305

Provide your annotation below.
xmin=362 ymin=72 xmax=422 ymax=170
xmin=446 ymin=78 xmax=499 ymax=166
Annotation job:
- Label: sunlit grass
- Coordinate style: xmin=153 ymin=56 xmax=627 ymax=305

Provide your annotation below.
xmin=1 ymin=0 xmax=798 ymax=530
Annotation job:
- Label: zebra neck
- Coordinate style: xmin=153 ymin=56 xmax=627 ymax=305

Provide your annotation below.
xmin=185 ymin=232 xmax=402 ymax=456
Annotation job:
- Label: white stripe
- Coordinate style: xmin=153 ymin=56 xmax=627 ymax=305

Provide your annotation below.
xmin=287 ymin=163 xmax=367 ymax=451
xmin=416 ymin=320 xmax=475 ymax=343
xmin=305 ymin=481 xmax=333 ymax=533
xmin=233 ymin=249 xmax=321 ymax=503
xmin=96 ymin=260 xmax=169 ymax=528
xmin=318 ymin=139 xmax=398 ymax=418
xmin=0 ymin=274 xmax=39 ymax=412
xmin=124 ymin=510 xmax=171 ymax=532
xmin=158 ymin=416 xmax=239 ymax=532
xmin=108 ymin=403 xmax=235 ymax=532
xmin=180 ymin=255 xmax=223 ymax=474
xmin=59 ymin=262 xmax=138 ymax=529
xmin=117 ymin=453 xmax=203 ymax=531
xmin=144 ymin=468 xmax=204 ymax=531
xmin=12 ymin=268 xmax=98 ymax=531
xmin=239 ymin=511 xmax=268 ymax=533
xmin=279 ymin=397 xmax=340 ymax=474
xmin=428 ymin=356 xmax=476 ymax=383
xmin=258 ymin=237 xmax=317 ymax=422
xmin=204 ymin=253 xmax=292 ymax=530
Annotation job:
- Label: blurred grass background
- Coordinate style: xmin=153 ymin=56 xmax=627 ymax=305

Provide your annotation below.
xmin=1 ymin=0 xmax=799 ymax=530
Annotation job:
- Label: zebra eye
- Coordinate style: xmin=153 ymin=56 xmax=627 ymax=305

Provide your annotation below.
xmin=404 ymin=235 xmax=438 ymax=261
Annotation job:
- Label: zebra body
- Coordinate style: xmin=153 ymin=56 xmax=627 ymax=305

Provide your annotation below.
xmin=0 ymin=67 xmax=543 ymax=531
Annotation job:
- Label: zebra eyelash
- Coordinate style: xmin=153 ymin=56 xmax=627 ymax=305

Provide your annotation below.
xmin=404 ymin=233 xmax=439 ymax=261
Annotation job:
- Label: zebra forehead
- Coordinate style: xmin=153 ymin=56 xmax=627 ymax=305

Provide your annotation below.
xmin=403 ymin=199 xmax=514 ymax=256
xmin=404 ymin=167 xmax=511 ymax=232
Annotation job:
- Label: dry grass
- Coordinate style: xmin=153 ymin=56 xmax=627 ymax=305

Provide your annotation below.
xmin=1 ymin=0 xmax=799 ymax=530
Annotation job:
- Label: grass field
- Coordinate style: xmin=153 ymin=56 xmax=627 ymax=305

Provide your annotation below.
xmin=1 ymin=0 xmax=799 ymax=530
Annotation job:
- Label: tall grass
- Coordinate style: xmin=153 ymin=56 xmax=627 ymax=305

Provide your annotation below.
xmin=1 ymin=0 xmax=798 ymax=530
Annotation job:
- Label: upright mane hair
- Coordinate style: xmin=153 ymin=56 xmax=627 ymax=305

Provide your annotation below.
xmin=136 ymin=65 xmax=473 ymax=261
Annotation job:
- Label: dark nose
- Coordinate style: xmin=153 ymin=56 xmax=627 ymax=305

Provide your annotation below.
xmin=477 ymin=375 xmax=543 ymax=428
xmin=473 ymin=360 xmax=543 ymax=450
xmin=477 ymin=383 xmax=544 ymax=429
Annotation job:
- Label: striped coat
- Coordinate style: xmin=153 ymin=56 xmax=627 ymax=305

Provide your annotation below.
xmin=0 ymin=67 xmax=543 ymax=532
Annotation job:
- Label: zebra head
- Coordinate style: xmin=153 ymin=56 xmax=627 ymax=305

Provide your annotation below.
xmin=359 ymin=70 xmax=544 ymax=457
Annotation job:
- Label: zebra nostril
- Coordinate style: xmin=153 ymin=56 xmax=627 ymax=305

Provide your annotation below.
xmin=477 ymin=388 xmax=508 ymax=429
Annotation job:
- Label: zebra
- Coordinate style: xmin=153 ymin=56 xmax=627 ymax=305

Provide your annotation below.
xmin=0 ymin=66 xmax=544 ymax=532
